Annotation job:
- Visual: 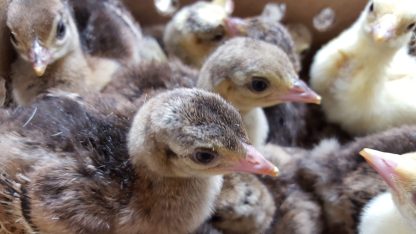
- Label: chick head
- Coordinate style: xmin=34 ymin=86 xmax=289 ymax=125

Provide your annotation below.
xmin=360 ymin=148 xmax=416 ymax=228
xmin=362 ymin=0 xmax=416 ymax=47
xmin=128 ymin=88 xmax=279 ymax=178
xmin=197 ymin=38 xmax=321 ymax=113
xmin=163 ymin=0 xmax=238 ymax=67
xmin=7 ymin=0 xmax=78 ymax=77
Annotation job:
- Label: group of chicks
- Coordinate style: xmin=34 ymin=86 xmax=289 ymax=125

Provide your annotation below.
xmin=0 ymin=0 xmax=416 ymax=233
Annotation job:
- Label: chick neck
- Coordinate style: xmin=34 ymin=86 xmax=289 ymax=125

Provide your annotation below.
xmin=126 ymin=102 xmax=223 ymax=233
xmin=53 ymin=19 xmax=89 ymax=77
xmin=337 ymin=15 xmax=405 ymax=99
xmin=240 ymin=107 xmax=269 ymax=147
xmin=391 ymin=190 xmax=416 ymax=230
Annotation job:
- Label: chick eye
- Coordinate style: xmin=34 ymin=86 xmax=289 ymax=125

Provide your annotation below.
xmin=368 ymin=2 xmax=374 ymax=12
xmin=249 ymin=77 xmax=270 ymax=92
xmin=407 ymin=22 xmax=415 ymax=31
xmin=192 ymin=150 xmax=217 ymax=164
xmin=211 ymin=33 xmax=225 ymax=42
xmin=10 ymin=32 xmax=18 ymax=45
xmin=56 ymin=20 xmax=66 ymax=40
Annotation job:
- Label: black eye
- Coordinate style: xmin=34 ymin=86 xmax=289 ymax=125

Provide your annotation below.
xmin=250 ymin=77 xmax=270 ymax=92
xmin=211 ymin=33 xmax=224 ymax=42
xmin=192 ymin=150 xmax=217 ymax=164
xmin=56 ymin=20 xmax=66 ymax=39
xmin=407 ymin=22 xmax=415 ymax=31
xmin=369 ymin=2 xmax=374 ymax=12
xmin=10 ymin=32 xmax=18 ymax=45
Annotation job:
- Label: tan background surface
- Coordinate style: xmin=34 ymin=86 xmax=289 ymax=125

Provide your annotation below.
xmin=123 ymin=0 xmax=367 ymax=47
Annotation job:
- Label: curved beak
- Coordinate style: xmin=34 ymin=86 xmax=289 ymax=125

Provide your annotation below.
xmin=277 ymin=79 xmax=321 ymax=104
xmin=360 ymin=148 xmax=416 ymax=191
xmin=29 ymin=40 xmax=50 ymax=77
xmin=223 ymin=17 xmax=247 ymax=37
xmin=230 ymin=143 xmax=279 ymax=177
xmin=371 ymin=14 xmax=399 ymax=43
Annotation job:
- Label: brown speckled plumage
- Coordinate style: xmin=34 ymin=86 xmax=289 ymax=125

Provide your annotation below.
xmin=265 ymin=103 xmax=306 ymax=147
xmin=0 ymin=87 xmax=257 ymax=233
xmin=103 ymin=59 xmax=197 ymax=102
xmin=239 ymin=14 xmax=301 ymax=72
xmin=70 ymin=0 xmax=143 ymax=62
xmin=7 ymin=0 xmax=148 ymax=105
xmin=259 ymin=143 xmax=325 ymax=234
xmin=296 ymin=125 xmax=416 ymax=233
xmin=210 ymin=173 xmax=276 ymax=234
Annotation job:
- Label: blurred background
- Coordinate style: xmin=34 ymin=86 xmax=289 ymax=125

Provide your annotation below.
xmin=123 ymin=0 xmax=367 ymax=48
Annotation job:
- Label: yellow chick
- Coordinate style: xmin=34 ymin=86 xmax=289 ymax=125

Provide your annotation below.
xmin=359 ymin=149 xmax=416 ymax=234
xmin=310 ymin=0 xmax=416 ymax=135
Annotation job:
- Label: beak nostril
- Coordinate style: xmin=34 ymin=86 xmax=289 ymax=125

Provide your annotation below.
xmin=292 ymin=81 xmax=306 ymax=92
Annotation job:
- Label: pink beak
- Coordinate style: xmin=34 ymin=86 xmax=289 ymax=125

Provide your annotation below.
xmin=371 ymin=14 xmax=398 ymax=43
xmin=230 ymin=143 xmax=279 ymax=177
xmin=360 ymin=148 xmax=401 ymax=191
xmin=29 ymin=40 xmax=50 ymax=77
xmin=278 ymin=79 xmax=321 ymax=104
xmin=223 ymin=17 xmax=248 ymax=37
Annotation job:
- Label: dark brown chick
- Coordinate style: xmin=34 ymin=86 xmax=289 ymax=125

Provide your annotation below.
xmin=70 ymin=0 xmax=165 ymax=62
xmin=6 ymin=0 xmax=147 ymax=105
xmin=296 ymin=125 xmax=416 ymax=234
xmin=70 ymin=0 xmax=140 ymax=61
xmin=0 ymin=88 xmax=278 ymax=234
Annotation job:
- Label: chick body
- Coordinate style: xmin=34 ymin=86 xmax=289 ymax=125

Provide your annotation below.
xmin=311 ymin=0 xmax=416 ymax=135
xmin=359 ymin=149 xmax=416 ymax=234
xmin=297 ymin=125 xmax=416 ymax=233
xmin=7 ymin=0 xmax=150 ymax=105
xmin=0 ymin=88 xmax=275 ymax=234
xmin=359 ymin=192 xmax=413 ymax=234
